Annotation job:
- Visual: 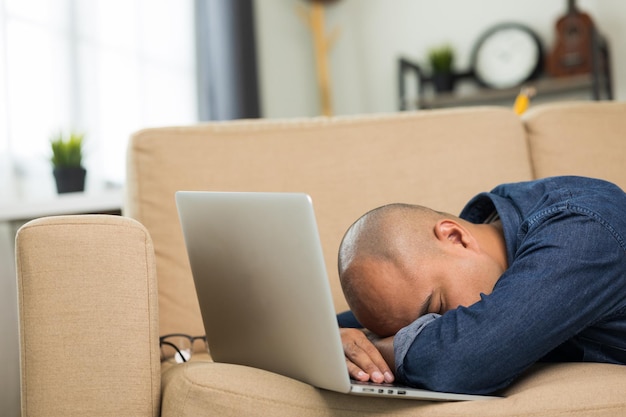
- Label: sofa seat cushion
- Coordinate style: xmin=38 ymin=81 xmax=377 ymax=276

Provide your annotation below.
xmin=161 ymin=361 xmax=626 ymax=416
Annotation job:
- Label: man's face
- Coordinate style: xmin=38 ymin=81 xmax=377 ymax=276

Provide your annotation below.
xmin=346 ymin=253 xmax=490 ymax=337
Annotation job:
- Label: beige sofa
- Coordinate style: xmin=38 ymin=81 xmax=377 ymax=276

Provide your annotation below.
xmin=16 ymin=101 xmax=626 ymax=416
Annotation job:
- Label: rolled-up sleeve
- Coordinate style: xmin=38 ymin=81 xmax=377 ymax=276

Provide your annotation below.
xmin=394 ymin=313 xmax=440 ymax=376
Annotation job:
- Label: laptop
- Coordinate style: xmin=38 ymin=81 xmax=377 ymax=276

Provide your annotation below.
xmin=175 ymin=191 xmax=498 ymax=401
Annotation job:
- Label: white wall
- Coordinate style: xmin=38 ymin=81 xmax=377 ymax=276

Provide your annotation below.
xmin=254 ymin=0 xmax=625 ymax=118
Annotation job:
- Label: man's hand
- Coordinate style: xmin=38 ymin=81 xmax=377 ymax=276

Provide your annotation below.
xmin=340 ymin=328 xmax=395 ymax=384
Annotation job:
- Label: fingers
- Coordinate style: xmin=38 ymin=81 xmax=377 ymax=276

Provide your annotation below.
xmin=345 ymin=357 xmax=371 ymax=382
xmin=340 ymin=328 xmax=395 ymax=384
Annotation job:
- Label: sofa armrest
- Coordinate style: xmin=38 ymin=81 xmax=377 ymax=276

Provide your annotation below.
xmin=16 ymin=215 xmax=160 ymax=417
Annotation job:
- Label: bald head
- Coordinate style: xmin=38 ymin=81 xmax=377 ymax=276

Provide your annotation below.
xmin=337 ymin=203 xmax=508 ymax=336
xmin=337 ymin=204 xmax=449 ymax=335
xmin=338 ymin=203 xmax=445 ymax=275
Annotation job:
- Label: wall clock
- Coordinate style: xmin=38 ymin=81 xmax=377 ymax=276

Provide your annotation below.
xmin=471 ymin=23 xmax=544 ymax=89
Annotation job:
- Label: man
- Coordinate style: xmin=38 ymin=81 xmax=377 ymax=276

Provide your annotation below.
xmin=337 ymin=176 xmax=626 ymax=395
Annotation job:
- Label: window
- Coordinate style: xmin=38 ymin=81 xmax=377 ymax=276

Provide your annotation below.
xmin=0 ymin=0 xmax=197 ymax=189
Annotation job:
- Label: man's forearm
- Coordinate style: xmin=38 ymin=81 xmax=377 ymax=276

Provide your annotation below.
xmin=363 ymin=330 xmax=396 ymax=369
xmin=373 ymin=336 xmax=395 ymax=369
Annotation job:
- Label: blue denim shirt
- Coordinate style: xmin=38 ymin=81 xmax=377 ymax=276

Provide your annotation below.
xmin=394 ymin=176 xmax=626 ymax=394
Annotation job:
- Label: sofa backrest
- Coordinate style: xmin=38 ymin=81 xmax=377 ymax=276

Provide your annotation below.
xmin=126 ymin=107 xmax=532 ymax=338
xmin=523 ymin=101 xmax=626 ymax=189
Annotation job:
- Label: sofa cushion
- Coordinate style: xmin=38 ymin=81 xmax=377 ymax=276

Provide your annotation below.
xmin=161 ymin=360 xmax=626 ymax=417
xmin=523 ymin=101 xmax=626 ymax=189
xmin=126 ymin=107 xmax=532 ymax=339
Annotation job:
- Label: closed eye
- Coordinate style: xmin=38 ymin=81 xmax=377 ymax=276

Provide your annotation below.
xmin=438 ymin=293 xmax=446 ymax=315
xmin=418 ymin=293 xmax=433 ymax=317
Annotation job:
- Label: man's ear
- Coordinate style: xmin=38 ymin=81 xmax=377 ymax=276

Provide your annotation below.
xmin=434 ymin=219 xmax=477 ymax=251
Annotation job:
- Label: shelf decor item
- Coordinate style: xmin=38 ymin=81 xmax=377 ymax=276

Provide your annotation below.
xmin=50 ymin=131 xmax=86 ymax=194
xmin=546 ymin=0 xmax=595 ymax=77
xmin=428 ymin=44 xmax=456 ymax=93
xmin=471 ymin=23 xmax=543 ymax=89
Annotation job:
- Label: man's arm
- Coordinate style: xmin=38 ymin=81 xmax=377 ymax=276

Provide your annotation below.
xmin=395 ymin=216 xmax=626 ymax=394
xmin=336 ymin=310 xmax=362 ymax=328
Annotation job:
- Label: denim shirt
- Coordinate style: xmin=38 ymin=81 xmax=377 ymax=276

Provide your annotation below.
xmin=394 ymin=176 xmax=626 ymax=394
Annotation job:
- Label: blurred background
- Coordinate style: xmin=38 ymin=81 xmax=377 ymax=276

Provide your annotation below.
xmin=0 ymin=0 xmax=623 ymax=193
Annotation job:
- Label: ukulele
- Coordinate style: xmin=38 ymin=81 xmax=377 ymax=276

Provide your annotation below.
xmin=546 ymin=0 xmax=595 ymax=77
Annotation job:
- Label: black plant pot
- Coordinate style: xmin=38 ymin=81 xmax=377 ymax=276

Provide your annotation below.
xmin=53 ymin=167 xmax=86 ymax=194
xmin=432 ymin=72 xmax=456 ymax=93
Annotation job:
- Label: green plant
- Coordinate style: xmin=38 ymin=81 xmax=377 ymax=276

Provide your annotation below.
xmin=428 ymin=45 xmax=455 ymax=74
xmin=50 ymin=131 xmax=84 ymax=168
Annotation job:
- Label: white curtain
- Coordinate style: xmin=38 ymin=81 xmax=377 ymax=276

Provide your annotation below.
xmin=0 ymin=0 xmax=197 ymax=192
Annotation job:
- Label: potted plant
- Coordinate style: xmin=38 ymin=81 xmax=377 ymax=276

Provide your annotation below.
xmin=50 ymin=131 xmax=86 ymax=194
xmin=428 ymin=44 xmax=456 ymax=93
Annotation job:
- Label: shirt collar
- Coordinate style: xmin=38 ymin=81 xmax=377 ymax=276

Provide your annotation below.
xmin=459 ymin=192 xmax=522 ymax=268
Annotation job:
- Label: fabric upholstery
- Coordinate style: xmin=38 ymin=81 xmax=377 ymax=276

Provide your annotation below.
xmin=16 ymin=215 xmax=160 ymax=417
xmin=161 ymin=359 xmax=626 ymax=417
xmin=524 ymin=101 xmax=626 ymax=188
xmin=126 ymin=107 xmax=533 ymax=339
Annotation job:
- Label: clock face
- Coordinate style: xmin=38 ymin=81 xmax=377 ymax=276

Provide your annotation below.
xmin=473 ymin=25 xmax=542 ymax=89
